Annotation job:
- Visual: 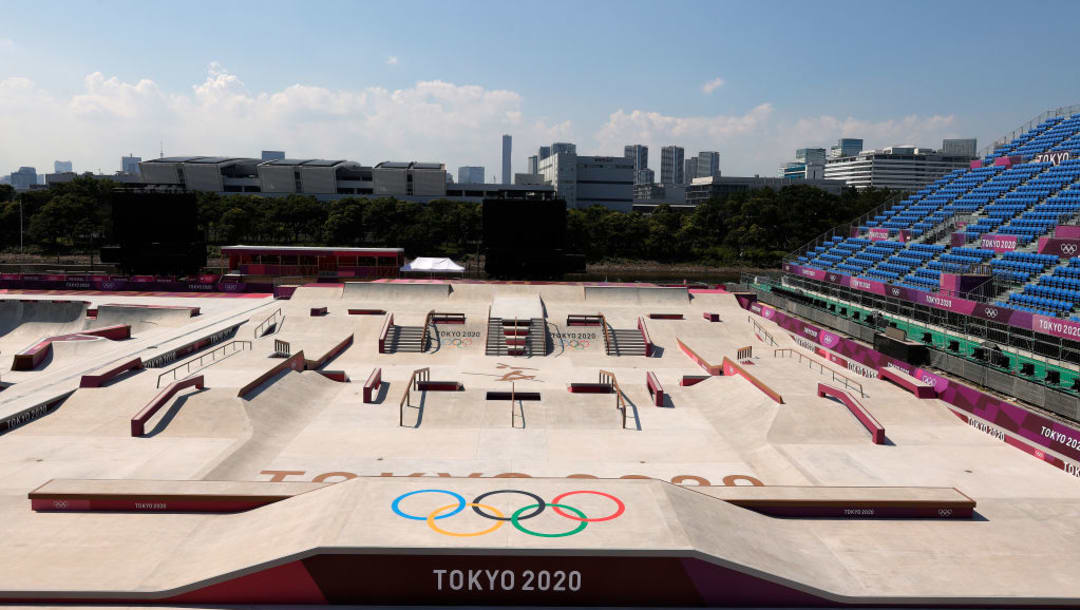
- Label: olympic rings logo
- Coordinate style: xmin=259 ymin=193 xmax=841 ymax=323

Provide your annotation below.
xmin=391 ymin=488 xmax=625 ymax=538
xmin=448 ymin=337 xmax=473 ymax=348
xmin=566 ymin=339 xmax=591 ymax=350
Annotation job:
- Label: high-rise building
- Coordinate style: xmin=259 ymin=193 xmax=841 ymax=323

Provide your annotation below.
xmin=122 ymin=155 xmax=142 ymax=176
xmin=696 ymin=151 xmax=720 ymax=179
xmin=537 ymin=152 xmax=633 ymax=211
xmin=684 ymin=157 xmax=697 ymax=184
xmin=660 ymin=145 xmax=685 ymax=186
xmin=624 ymin=144 xmax=648 ymax=170
xmin=261 ymin=150 xmax=286 ymax=161
xmin=551 ymin=142 xmax=576 ymax=156
xmin=635 ymin=168 xmax=655 ymax=186
xmin=941 ymin=138 xmax=978 ymax=159
xmin=824 ymin=145 xmax=973 ymax=190
xmin=527 ymin=155 xmax=539 ymax=175
xmin=54 ymin=161 xmax=73 ymax=173
xmin=796 ymin=148 xmax=827 ymax=165
xmin=829 ymin=138 xmax=864 ymax=159
xmin=501 ymin=134 xmax=512 ymax=185
xmin=457 ymin=166 xmax=485 ymax=184
xmin=538 ymin=146 xmax=551 ymax=161
xmin=10 ymin=166 xmax=38 ymax=190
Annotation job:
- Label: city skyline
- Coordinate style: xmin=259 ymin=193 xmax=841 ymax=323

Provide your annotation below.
xmin=3 ymin=0 xmax=1080 ymax=179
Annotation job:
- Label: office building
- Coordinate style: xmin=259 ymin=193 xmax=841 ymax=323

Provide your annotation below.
xmin=696 ymin=151 xmax=720 ymax=180
xmin=501 ymin=134 xmax=512 ymax=185
xmin=261 ymin=150 xmax=286 ymax=162
xmin=10 ymin=166 xmax=37 ymax=190
xmin=514 ymin=173 xmax=545 ymax=186
xmin=824 ymin=146 xmax=974 ymax=190
xmin=121 ymin=155 xmax=142 ymax=176
xmin=538 ymin=146 xmax=551 ymax=161
xmin=536 ymin=152 xmax=634 ymax=211
xmin=54 ymin=161 xmax=73 ymax=173
xmin=780 ymin=148 xmax=827 ymax=180
xmin=660 ymin=145 xmax=685 ymax=186
xmin=829 ymin=138 xmax=864 ymax=159
xmin=527 ymin=155 xmax=539 ymax=175
xmin=635 ymin=168 xmax=655 ymax=186
xmin=551 ymin=142 xmax=576 ymax=156
xmin=684 ymin=157 xmax=697 ymax=184
xmin=458 ymin=166 xmax=485 ymax=184
xmin=624 ymin=145 xmax=648 ymax=182
xmin=941 ymin=138 xmax=978 ymax=158
xmin=686 ymin=175 xmax=846 ymax=205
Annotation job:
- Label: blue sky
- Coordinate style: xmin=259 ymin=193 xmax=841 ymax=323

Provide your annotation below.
xmin=3 ymin=0 xmax=1080 ymax=178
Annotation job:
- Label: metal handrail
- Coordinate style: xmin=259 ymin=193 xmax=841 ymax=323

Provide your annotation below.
xmin=420 ymin=310 xmax=435 ymax=352
xmin=773 ymin=348 xmax=865 ymax=397
xmin=254 ymin=307 xmax=283 ymax=339
xmin=599 ymin=313 xmax=613 ymax=355
xmin=156 ymin=340 xmax=252 ymax=388
xmin=746 ymin=315 xmax=777 ymax=346
xmin=598 ymin=369 xmax=628 ymax=429
xmin=980 ymin=103 xmax=1080 ymax=158
xmin=399 ymin=367 xmax=431 ymax=426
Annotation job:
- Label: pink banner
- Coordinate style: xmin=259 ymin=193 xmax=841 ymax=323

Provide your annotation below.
xmin=868 ymin=227 xmax=890 ymax=241
xmin=979 ymin=233 xmax=1019 ymax=253
xmin=1056 ymin=225 xmax=1080 ymax=239
xmin=1038 ymin=237 xmax=1080 ymax=258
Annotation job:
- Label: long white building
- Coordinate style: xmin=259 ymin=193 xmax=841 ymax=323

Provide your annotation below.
xmin=536 ymin=152 xmax=634 ymax=211
xmin=824 ymin=146 xmax=974 ymax=190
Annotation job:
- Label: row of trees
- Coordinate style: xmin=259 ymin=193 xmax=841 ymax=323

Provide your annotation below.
xmin=0 ymin=177 xmax=895 ymax=268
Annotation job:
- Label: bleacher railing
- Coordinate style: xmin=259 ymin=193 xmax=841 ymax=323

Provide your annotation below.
xmin=784 ymin=191 xmax=906 ymax=264
xmin=981 ymin=103 xmax=1080 ymax=159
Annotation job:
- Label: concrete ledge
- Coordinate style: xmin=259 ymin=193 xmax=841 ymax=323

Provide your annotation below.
xmin=879 ymin=366 xmax=937 ymax=398
xmin=677 ymin=338 xmax=722 ymax=376
xmin=131 ymin=376 xmax=205 ymax=437
xmin=29 ymin=479 xmax=328 ymax=512
xmin=722 ymin=356 xmax=783 ymax=404
xmin=817 ymin=382 xmax=885 ymax=444
xmin=363 ymin=367 xmax=382 ymax=403
xmin=79 ymin=357 xmax=143 ymax=388
xmin=238 ymin=352 xmax=306 ymax=399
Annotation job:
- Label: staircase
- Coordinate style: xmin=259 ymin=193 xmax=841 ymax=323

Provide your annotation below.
xmin=485 ymin=317 xmax=507 ymax=356
xmin=386 ymin=324 xmax=427 ymax=353
xmin=606 ymin=327 xmax=647 ymax=356
xmin=527 ymin=318 xmax=547 ymax=356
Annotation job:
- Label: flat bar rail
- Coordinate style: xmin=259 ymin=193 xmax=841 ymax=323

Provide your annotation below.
xmin=156 ymin=340 xmax=252 ymax=388
xmin=747 ymin=315 xmax=777 ymax=346
xmin=773 ymin=348 xmax=865 ymax=397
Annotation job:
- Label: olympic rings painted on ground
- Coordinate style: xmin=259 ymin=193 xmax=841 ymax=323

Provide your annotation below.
xmin=566 ymin=339 xmax=591 ymax=350
xmin=391 ymin=489 xmax=466 ymax=520
xmin=511 ymin=503 xmax=588 ymax=538
xmin=551 ymin=490 xmax=625 ymax=522
xmin=472 ymin=489 xmax=545 ymax=521
xmin=390 ymin=488 xmax=625 ymax=537
xmin=448 ymin=337 xmax=473 ymax=348
xmin=428 ymin=503 xmax=505 ymax=537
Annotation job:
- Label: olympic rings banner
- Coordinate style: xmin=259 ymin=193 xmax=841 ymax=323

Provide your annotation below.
xmin=392 ymin=488 xmax=625 ymax=538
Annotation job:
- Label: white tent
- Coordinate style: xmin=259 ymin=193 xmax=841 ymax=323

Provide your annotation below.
xmin=399 ymin=257 xmax=466 ymax=273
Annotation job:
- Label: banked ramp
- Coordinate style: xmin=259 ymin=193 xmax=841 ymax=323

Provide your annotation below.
xmin=4 ymin=477 xmax=1071 ymax=606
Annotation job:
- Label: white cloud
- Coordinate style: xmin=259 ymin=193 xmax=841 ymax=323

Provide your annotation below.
xmin=386 ymin=56 xmax=398 ymax=65
xmin=701 ymin=77 xmax=725 ymax=94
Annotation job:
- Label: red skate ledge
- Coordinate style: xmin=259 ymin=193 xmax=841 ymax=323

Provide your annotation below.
xmin=878 ymin=366 xmax=937 ymax=398
xmin=681 ymin=375 xmax=710 ymax=386
xmin=416 ymin=380 xmax=463 ymax=391
xmin=79 ymin=357 xmax=143 ymax=388
xmin=677 ymin=338 xmax=722 ymax=376
xmin=721 ymin=356 xmax=784 ymax=404
xmin=363 ymin=367 xmax=382 ymax=403
xmin=131 ymin=375 xmax=204 ymax=437
xmin=646 ymin=371 xmax=664 ymax=406
xmin=817 ymin=382 xmax=885 ymax=444
xmin=649 ymin=313 xmax=684 ymax=320
xmin=310 ymin=306 xmax=328 ymax=316
xmin=348 ymin=308 xmax=386 ymax=315
xmin=702 ymin=312 xmax=720 ymax=322
xmin=12 ymin=324 xmax=131 ymax=371
xmin=103 ymin=303 xmax=200 ymax=316
xmin=568 ymin=382 xmax=614 ymax=394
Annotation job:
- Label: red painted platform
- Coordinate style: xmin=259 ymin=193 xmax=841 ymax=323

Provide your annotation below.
xmin=878 ymin=367 xmax=937 ymax=398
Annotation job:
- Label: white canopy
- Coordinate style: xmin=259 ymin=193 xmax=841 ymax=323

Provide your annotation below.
xmin=400 ymin=257 xmax=465 ymax=273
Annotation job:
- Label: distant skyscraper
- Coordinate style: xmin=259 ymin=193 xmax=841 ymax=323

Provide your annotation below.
xmin=538 ymin=145 xmax=551 ymax=160
xmin=54 ymin=160 xmax=73 ymax=173
xmin=696 ymin=151 xmax=720 ymax=179
xmin=635 ymin=168 xmax=655 ymax=186
xmin=796 ymin=148 xmax=827 ymax=165
xmin=830 ymin=138 xmax=863 ymax=159
xmin=261 ymin=150 xmax=286 ymax=161
xmin=458 ymin=166 xmax=485 ymax=184
xmin=527 ymin=155 xmax=539 ymax=174
xmin=551 ymin=142 xmax=576 ymax=156
xmin=660 ymin=145 xmax=685 ymax=185
xmin=941 ymin=138 xmax=977 ymax=158
xmin=683 ymin=157 xmax=697 ymax=184
xmin=624 ymin=145 xmax=648 ymax=171
xmin=501 ymin=134 xmax=512 ymax=185
xmin=10 ymin=166 xmax=37 ymax=190
xmin=122 ymin=155 xmax=142 ymax=175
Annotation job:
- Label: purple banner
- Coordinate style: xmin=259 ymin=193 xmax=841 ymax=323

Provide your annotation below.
xmin=743 ymin=300 xmax=1080 ymax=466
xmin=1031 ymin=315 xmax=1080 ymax=342
xmin=1056 ymin=225 xmax=1080 ymax=239
xmin=950 ymin=232 xmax=967 ymax=247
xmin=979 ymin=233 xmax=1019 ymax=253
xmin=1038 ymin=236 xmax=1080 ymax=258
xmin=868 ymin=227 xmax=890 ymax=241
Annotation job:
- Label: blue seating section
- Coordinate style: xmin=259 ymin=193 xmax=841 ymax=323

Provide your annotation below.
xmin=795 ymin=113 xmax=1080 ymax=320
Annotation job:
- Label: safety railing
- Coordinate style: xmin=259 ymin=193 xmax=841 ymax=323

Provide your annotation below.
xmin=155 ymin=340 xmax=252 ymax=388
xmin=599 ymin=313 xmax=613 ymax=355
xmin=274 ymin=339 xmax=291 ymax=357
xmin=253 ymin=307 xmax=283 ymax=339
xmin=736 ymin=345 xmax=753 ymax=360
xmin=773 ymin=348 xmax=865 ymax=397
xmin=399 ymin=367 xmax=431 ymax=427
xmin=747 ymin=315 xmax=777 ymax=346
xmin=598 ymin=369 xmax=629 ymax=429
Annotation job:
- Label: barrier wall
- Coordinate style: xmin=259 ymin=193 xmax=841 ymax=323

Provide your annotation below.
xmin=741 ymin=296 xmax=1080 ymax=467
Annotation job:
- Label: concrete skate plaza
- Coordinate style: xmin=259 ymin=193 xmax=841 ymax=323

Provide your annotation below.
xmin=0 ymin=282 xmax=1078 ymax=606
